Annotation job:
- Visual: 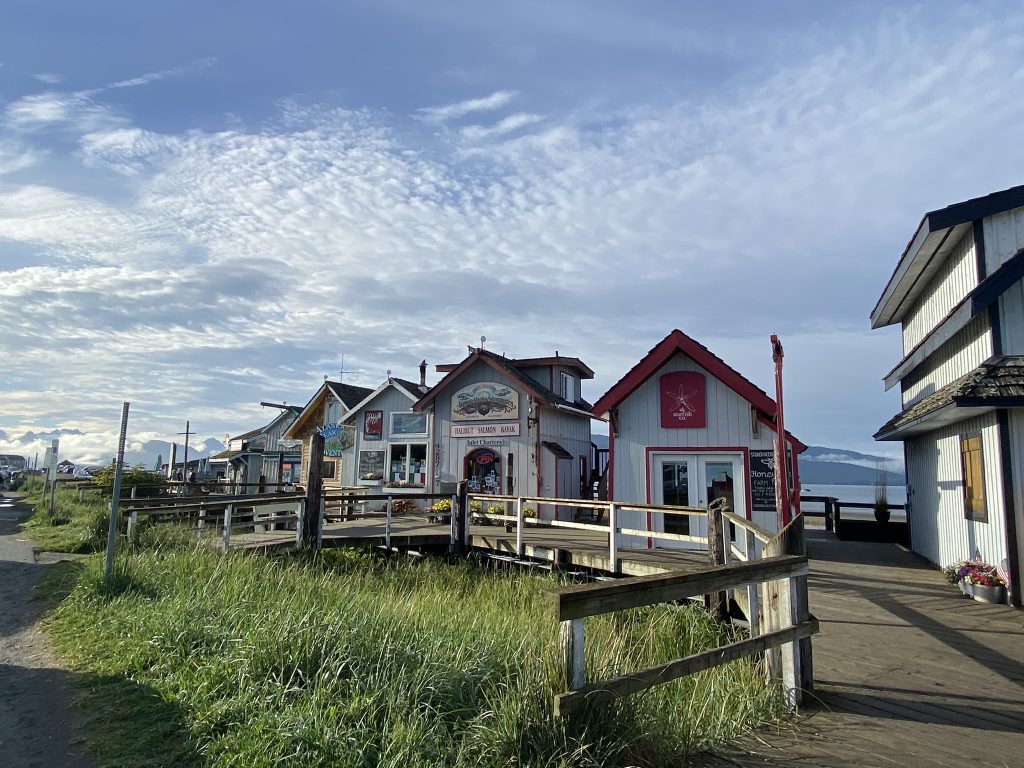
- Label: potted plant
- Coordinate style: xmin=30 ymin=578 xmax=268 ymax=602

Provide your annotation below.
xmin=427 ymin=498 xmax=451 ymax=524
xmin=943 ymin=561 xmax=976 ymax=597
xmin=965 ymin=566 xmax=1008 ymax=605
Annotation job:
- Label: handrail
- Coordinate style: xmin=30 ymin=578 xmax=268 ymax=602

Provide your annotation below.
xmin=547 ymin=554 xmax=816 ymax=715
xmin=720 ymin=510 xmax=773 ymax=543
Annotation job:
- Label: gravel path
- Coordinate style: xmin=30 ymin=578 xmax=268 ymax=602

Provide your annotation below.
xmin=0 ymin=492 xmax=94 ymax=768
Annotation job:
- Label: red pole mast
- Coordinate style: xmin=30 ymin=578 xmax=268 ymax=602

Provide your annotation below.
xmin=771 ymin=335 xmax=791 ymax=527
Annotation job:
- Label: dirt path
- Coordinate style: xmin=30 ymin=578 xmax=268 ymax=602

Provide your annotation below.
xmin=0 ymin=492 xmax=94 ymax=768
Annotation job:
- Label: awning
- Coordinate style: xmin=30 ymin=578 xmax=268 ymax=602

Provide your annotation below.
xmin=542 ymin=440 xmax=573 ymax=459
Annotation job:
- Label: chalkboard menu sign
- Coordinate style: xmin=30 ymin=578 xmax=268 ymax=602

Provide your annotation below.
xmin=750 ymin=449 xmax=777 ymax=512
xmin=358 ymin=450 xmax=385 ymax=481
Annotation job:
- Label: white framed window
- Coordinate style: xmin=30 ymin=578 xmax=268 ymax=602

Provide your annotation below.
xmin=326 ymin=398 xmax=342 ymax=424
xmin=560 ymin=371 xmax=575 ymax=401
xmin=321 ymin=460 xmax=337 ymax=480
xmin=387 ymin=443 xmax=428 ymax=485
xmin=391 ymin=412 xmax=428 ymax=436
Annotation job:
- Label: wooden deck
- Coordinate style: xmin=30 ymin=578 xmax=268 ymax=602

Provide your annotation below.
xmin=705 ymin=531 xmax=1024 ymax=767
xmin=229 ymin=516 xmax=710 ymax=575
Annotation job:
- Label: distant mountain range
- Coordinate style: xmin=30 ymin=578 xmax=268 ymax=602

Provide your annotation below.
xmin=0 ymin=428 xmax=225 ymax=469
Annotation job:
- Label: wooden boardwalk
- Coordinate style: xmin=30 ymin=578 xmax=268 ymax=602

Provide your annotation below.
xmin=229 ymin=516 xmax=710 ymax=575
xmin=706 ymin=531 xmax=1024 ymax=767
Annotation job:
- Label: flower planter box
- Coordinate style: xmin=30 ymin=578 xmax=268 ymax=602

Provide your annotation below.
xmin=971 ymin=584 xmax=1007 ymax=604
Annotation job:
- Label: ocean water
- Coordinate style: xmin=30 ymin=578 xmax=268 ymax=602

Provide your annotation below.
xmin=799 ymin=483 xmax=907 ymax=520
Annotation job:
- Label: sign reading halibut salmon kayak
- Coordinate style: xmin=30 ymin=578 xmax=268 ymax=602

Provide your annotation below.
xmin=451 ymin=422 xmax=520 ymax=438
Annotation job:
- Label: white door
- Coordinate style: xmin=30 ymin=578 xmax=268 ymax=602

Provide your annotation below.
xmin=651 ymin=453 xmax=744 ymax=549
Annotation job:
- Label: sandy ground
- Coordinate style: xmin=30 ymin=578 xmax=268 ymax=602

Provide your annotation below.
xmin=0 ymin=491 xmax=94 ymax=768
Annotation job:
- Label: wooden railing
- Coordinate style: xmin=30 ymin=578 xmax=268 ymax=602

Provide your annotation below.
xmin=121 ymin=493 xmax=308 ymax=550
xmin=545 ymin=551 xmax=817 ymax=716
xmin=800 ymin=495 xmax=906 ymax=533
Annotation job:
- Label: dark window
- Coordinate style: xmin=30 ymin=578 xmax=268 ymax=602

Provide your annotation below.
xmin=960 ymin=433 xmax=987 ymax=522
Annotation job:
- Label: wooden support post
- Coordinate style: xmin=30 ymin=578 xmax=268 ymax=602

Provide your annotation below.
xmin=706 ymin=499 xmax=729 ymax=622
xmin=295 ymin=499 xmax=305 ymax=549
xmin=316 ymin=497 xmax=324 ymax=549
xmin=824 ymin=497 xmax=835 ymax=533
xmin=764 ymin=514 xmax=812 ymax=707
xmin=608 ymin=502 xmax=618 ymax=573
xmin=198 ymin=502 xmax=206 ymax=534
xmin=127 ymin=486 xmax=138 ymax=544
xmin=454 ymin=481 xmax=468 ymax=554
xmin=385 ymin=496 xmax=393 ymax=551
xmin=745 ymin=529 xmax=760 ymax=636
xmin=516 ymin=496 xmax=524 ymax=557
xmin=449 ymin=493 xmax=458 ymax=552
xmin=560 ymin=618 xmax=585 ymax=691
xmin=222 ymin=503 xmax=233 ymax=551
xmin=303 ymin=431 xmax=324 ymax=548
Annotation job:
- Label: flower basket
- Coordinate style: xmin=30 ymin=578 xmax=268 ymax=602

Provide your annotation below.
xmin=971 ymin=583 xmax=1007 ymax=604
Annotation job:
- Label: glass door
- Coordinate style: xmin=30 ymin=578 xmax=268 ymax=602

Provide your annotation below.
xmin=658 ymin=459 xmax=696 ymax=534
xmin=652 ymin=453 xmax=745 ymax=547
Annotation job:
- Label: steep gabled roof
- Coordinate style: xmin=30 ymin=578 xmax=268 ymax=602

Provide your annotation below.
xmin=872 ymin=183 xmax=1024 ymax=329
xmin=592 ymin=330 xmax=777 ymax=418
xmin=414 ymin=348 xmax=592 ymax=413
xmin=284 ymin=380 xmax=374 ymax=438
xmin=339 ymin=377 xmax=423 ymax=422
xmin=229 ymin=405 xmax=302 ymax=443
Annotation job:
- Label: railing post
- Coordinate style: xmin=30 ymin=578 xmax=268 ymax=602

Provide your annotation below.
xmin=386 ymin=496 xmax=393 ymax=551
xmin=295 ymin=499 xmax=305 ymax=549
xmin=449 ymin=493 xmax=458 ymax=552
xmin=824 ymin=497 xmax=834 ymax=533
xmin=608 ymin=502 xmax=618 ymax=573
xmin=516 ymin=496 xmax=524 ymax=557
xmin=222 ymin=503 xmax=234 ymax=551
xmin=457 ymin=481 xmax=469 ymax=550
xmin=126 ymin=486 xmax=138 ymax=544
xmin=560 ymin=618 xmax=585 ymax=691
xmin=706 ymin=499 xmax=729 ymax=622
xmin=316 ymin=498 xmax=324 ymax=549
xmin=745 ymin=529 xmax=760 ymax=636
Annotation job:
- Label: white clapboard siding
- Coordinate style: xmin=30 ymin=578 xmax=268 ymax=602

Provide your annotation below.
xmin=611 ymin=351 xmax=782 ymax=547
xmin=902 ymin=230 xmax=978 ymax=353
xmin=997 ymin=278 xmax=1024 ymax=355
xmin=343 ymin=386 xmax=422 ymax=487
xmin=1008 ymin=411 xmax=1024 ymax=582
xmin=901 ymin=315 xmax=992 ymax=408
xmin=905 ymin=411 xmax=1007 ymax=568
xmin=983 ymin=207 xmax=1024 ymax=273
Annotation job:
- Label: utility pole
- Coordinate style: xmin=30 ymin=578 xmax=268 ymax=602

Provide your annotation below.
xmin=177 ymin=420 xmax=191 ymax=488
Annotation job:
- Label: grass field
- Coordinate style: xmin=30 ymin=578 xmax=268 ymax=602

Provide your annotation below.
xmin=19 ymin=477 xmax=111 ymax=553
xmin=20 ymin=477 xmax=784 ymax=766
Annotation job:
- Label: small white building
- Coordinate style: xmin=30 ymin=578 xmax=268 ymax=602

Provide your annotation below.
xmin=413 ymin=347 xmax=594 ymax=513
xmin=872 ymin=184 xmax=1024 ymax=606
xmin=592 ymin=330 xmax=804 ymax=547
xmin=216 ymin=405 xmax=303 ymax=489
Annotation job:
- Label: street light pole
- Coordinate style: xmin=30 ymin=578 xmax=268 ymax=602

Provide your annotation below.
xmin=177 ymin=420 xmax=190 ymax=489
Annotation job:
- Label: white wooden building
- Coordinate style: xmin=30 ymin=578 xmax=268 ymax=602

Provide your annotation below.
xmin=592 ymin=330 xmax=804 ymax=548
xmin=215 ymin=406 xmax=303 ymax=488
xmin=335 ymin=369 xmax=431 ymax=489
xmin=872 ymin=184 xmax=1024 ymax=606
xmin=413 ymin=347 xmax=594 ymax=514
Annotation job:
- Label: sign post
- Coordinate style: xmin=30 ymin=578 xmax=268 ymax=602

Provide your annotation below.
xmin=47 ymin=439 xmax=59 ymax=517
xmin=103 ymin=402 xmax=130 ymax=583
xmin=770 ymin=336 xmax=791 ymax=528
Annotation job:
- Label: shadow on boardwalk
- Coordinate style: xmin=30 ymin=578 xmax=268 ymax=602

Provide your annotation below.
xmin=703 ymin=531 xmax=1024 ymax=768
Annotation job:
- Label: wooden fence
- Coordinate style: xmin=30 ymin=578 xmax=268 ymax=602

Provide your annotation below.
xmin=544 ymin=506 xmax=816 ymax=715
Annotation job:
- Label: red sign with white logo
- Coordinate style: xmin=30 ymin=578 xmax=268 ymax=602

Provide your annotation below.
xmin=364 ymin=410 xmax=383 ymax=440
xmin=660 ymin=372 xmax=706 ymax=428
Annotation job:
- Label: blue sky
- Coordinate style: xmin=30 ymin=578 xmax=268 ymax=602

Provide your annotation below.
xmin=2 ymin=1 xmax=1023 ymax=465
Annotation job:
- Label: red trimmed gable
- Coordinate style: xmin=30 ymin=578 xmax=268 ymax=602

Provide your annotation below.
xmin=592 ymin=329 xmax=780 ymax=425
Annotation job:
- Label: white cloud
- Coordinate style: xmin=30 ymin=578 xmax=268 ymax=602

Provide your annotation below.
xmin=418 ymin=90 xmax=518 ymax=123
xmin=1 ymin=10 xmax=1023 ymax=456
xmin=34 ymin=72 xmax=63 ymax=85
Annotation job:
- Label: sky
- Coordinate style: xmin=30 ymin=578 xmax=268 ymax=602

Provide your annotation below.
xmin=2 ymin=0 xmax=1024 ymax=467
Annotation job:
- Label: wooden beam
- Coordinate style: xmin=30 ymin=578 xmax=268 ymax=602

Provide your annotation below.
xmin=554 ymin=618 xmax=819 ymax=716
xmin=545 ymin=555 xmax=808 ymax=622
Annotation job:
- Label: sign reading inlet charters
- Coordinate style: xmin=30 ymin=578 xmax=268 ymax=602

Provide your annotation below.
xmin=451 ymin=382 xmax=519 ymax=421
xmin=451 ymin=423 xmax=520 ymax=438
xmin=659 ymin=372 xmax=706 ymax=428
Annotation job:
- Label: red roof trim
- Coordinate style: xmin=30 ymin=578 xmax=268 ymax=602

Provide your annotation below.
xmin=592 ymin=329 xmax=779 ymax=421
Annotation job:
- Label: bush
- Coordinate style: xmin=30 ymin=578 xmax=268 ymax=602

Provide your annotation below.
xmin=92 ymin=461 xmax=168 ymax=499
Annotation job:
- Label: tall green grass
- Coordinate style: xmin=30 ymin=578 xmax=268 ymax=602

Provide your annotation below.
xmin=20 ymin=476 xmax=111 ymax=553
xmin=48 ymin=540 xmax=782 ymax=768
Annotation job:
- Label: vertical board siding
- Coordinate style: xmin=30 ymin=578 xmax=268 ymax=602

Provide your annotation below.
xmin=538 ymin=407 xmax=592 ymax=501
xmin=905 ymin=411 xmax=1007 ymax=568
xmin=343 ymin=387 xmax=421 ymax=486
xmin=612 ymin=352 xmax=782 ymax=546
xmin=1010 ymin=411 xmax=1024 ymax=582
xmin=902 ymin=231 xmax=978 ymax=353
xmin=901 ymin=315 xmax=992 ymax=408
xmin=998 ymin=278 xmax=1024 ymax=354
xmin=983 ymin=207 xmax=1024 ymax=273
